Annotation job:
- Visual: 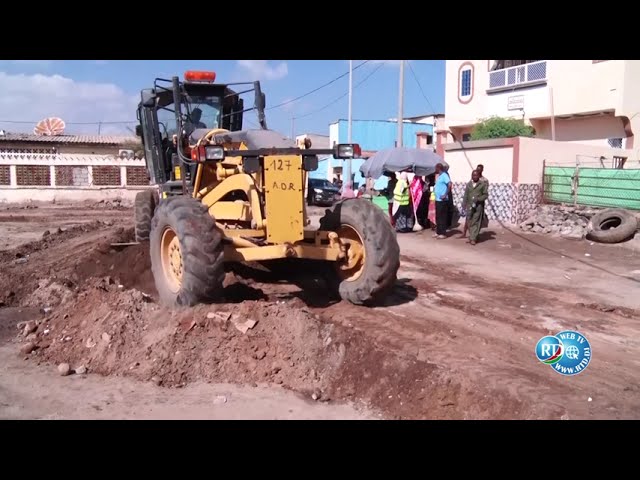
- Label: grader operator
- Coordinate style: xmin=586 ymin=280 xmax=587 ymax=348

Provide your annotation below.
xmin=134 ymin=70 xmax=400 ymax=307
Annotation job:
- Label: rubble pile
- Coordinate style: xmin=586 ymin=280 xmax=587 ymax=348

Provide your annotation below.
xmin=519 ymin=204 xmax=603 ymax=240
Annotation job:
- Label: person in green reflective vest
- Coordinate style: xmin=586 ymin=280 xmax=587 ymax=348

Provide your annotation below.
xmin=392 ymin=171 xmax=415 ymax=233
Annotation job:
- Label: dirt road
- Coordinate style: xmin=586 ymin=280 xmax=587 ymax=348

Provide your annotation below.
xmin=1 ymin=202 xmax=639 ymax=419
xmin=0 ymin=345 xmax=371 ymax=420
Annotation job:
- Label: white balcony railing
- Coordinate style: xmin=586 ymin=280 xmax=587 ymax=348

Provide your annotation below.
xmin=488 ymin=61 xmax=547 ymax=91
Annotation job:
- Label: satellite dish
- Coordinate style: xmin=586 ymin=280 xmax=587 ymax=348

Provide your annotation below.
xmin=34 ymin=117 xmax=66 ymax=136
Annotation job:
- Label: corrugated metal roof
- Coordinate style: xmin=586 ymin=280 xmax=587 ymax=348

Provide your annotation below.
xmin=0 ymin=133 xmax=140 ymax=145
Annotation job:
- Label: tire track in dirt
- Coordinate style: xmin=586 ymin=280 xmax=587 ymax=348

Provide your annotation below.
xmin=311 ymin=255 xmax=640 ymax=419
xmin=2 ymin=218 xmax=639 ymax=419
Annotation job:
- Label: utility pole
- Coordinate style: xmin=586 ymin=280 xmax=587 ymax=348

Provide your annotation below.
xmin=98 ymin=121 xmax=102 ymax=135
xmin=346 ymin=60 xmax=353 ymax=185
xmin=290 ymin=116 xmax=295 ymax=140
xmin=397 ymin=60 xmax=405 ymax=148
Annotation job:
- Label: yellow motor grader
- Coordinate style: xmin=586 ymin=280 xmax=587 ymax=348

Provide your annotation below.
xmin=134 ymin=70 xmax=399 ymax=307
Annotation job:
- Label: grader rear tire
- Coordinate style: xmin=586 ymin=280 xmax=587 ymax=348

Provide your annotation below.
xmin=319 ymin=198 xmax=400 ymax=306
xmin=149 ymin=196 xmax=225 ymax=307
xmin=134 ymin=190 xmax=158 ymax=242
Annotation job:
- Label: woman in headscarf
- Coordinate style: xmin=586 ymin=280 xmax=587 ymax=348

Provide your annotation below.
xmin=392 ymin=171 xmax=415 ymax=233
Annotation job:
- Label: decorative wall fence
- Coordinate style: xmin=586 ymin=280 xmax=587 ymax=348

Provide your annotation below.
xmin=0 ymin=152 xmax=153 ymax=203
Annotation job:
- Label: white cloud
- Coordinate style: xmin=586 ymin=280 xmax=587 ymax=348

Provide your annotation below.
xmin=0 ymin=71 xmax=138 ymax=135
xmin=236 ymin=60 xmax=288 ymax=81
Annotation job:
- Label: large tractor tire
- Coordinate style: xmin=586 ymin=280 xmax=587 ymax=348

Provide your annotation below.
xmin=587 ymin=208 xmax=638 ymax=244
xmin=134 ymin=190 xmax=158 ymax=242
xmin=149 ymin=196 xmax=225 ymax=307
xmin=319 ymin=198 xmax=400 ymax=306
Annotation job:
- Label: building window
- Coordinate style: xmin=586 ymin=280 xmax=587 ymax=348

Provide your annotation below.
xmin=608 ymin=138 xmax=622 ymax=149
xmin=462 ymin=133 xmax=472 ymax=142
xmin=488 ymin=60 xmax=547 ymax=91
xmin=458 ymin=62 xmax=474 ymax=104
xmin=461 ymin=70 xmax=471 ymax=97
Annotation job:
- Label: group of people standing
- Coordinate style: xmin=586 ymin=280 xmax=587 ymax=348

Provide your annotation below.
xmin=383 ymin=163 xmax=489 ymax=245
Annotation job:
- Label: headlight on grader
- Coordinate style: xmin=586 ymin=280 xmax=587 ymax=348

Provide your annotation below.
xmin=334 ymin=143 xmax=362 ymax=159
xmin=191 ymin=145 xmax=226 ymax=162
xmin=205 ymin=145 xmax=225 ymax=161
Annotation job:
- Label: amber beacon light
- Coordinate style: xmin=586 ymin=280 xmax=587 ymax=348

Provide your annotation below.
xmin=184 ymin=71 xmax=216 ymax=82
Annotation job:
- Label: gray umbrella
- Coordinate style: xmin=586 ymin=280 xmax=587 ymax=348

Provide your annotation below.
xmin=359 ymin=147 xmax=447 ymax=179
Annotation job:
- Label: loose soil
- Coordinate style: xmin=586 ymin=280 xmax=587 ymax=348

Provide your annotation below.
xmin=1 ymin=203 xmax=639 ymax=419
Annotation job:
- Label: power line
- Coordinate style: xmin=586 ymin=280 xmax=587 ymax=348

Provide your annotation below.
xmin=0 ymin=61 xmax=377 ymax=128
xmin=267 ymin=60 xmax=371 ymax=111
xmin=407 ymin=60 xmax=437 ymax=115
xmin=293 ymin=61 xmax=386 ymax=121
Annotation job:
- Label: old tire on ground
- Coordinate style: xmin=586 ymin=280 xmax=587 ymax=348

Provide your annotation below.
xmin=319 ymin=198 xmax=400 ymax=306
xmin=149 ymin=196 xmax=225 ymax=307
xmin=134 ymin=190 xmax=158 ymax=242
xmin=587 ymin=208 xmax=638 ymax=244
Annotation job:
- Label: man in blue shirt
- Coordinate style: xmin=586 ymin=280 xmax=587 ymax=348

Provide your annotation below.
xmin=433 ymin=163 xmax=451 ymax=239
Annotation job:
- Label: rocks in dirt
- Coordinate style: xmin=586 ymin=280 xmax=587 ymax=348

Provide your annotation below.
xmin=57 ymin=363 xmax=71 ymax=376
xmin=22 ymin=321 xmax=37 ymax=336
xmin=101 ymin=332 xmax=111 ymax=343
xmin=520 ymin=204 xmax=607 ymax=240
xmin=85 ymin=337 xmax=97 ymax=348
xmin=20 ymin=342 xmax=37 ymax=355
xmin=151 ymin=376 xmax=162 ymax=386
xmin=43 ymin=230 xmax=50 ymax=238
xmin=231 ymin=317 xmax=257 ymax=334
xmin=178 ymin=317 xmax=196 ymax=333
xmin=213 ymin=395 xmax=227 ymax=405
xmin=207 ymin=311 xmax=231 ymax=322
xmin=75 ymin=365 xmax=87 ymax=375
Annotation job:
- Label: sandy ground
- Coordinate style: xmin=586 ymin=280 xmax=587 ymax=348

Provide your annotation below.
xmin=1 ymin=201 xmax=639 ymax=420
xmin=0 ymin=345 xmax=371 ymax=420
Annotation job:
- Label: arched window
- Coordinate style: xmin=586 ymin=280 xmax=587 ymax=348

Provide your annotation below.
xmin=458 ymin=62 xmax=474 ymax=104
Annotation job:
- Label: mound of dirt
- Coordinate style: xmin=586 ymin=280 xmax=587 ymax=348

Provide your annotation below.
xmin=3 ymin=223 xmax=531 ymax=419
xmin=0 ymin=221 xmax=108 ymax=264
xmin=10 ymin=271 xmax=524 ymax=419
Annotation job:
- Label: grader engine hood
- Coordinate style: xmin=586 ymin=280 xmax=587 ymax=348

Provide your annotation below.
xmin=189 ymin=128 xmax=361 ymax=246
xmin=189 ymin=128 xmax=295 ymax=150
xmin=193 ymin=129 xmax=304 ymax=244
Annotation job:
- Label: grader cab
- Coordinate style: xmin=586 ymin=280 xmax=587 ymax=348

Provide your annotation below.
xmin=134 ymin=70 xmax=400 ymax=307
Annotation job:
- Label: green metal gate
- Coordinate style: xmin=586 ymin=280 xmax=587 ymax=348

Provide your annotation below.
xmin=543 ymin=165 xmax=640 ymax=210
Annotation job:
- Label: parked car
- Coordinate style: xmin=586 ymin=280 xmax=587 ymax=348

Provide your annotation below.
xmin=307 ymin=178 xmax=341 ymax=206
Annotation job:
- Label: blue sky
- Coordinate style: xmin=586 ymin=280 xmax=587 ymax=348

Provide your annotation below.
xmin=0 ymin=60 xmax=445 ymax=136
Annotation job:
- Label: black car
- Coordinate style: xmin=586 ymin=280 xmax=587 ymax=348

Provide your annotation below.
xmin=307 ymin=178 xmax=341 ymax=206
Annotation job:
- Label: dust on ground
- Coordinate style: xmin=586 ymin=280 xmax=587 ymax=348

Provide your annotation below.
xmin=1 ymin=203 xmax=639 ymax=420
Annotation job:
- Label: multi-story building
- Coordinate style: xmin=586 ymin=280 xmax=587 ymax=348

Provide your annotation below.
xmin=443 ymin=60 xmax=640 ymax=148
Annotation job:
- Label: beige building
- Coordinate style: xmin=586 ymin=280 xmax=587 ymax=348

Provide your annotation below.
xmin=0 ymin=133 xmax=150 ymax=203
xmin=443 ymin=60 xmax=640 ymax=149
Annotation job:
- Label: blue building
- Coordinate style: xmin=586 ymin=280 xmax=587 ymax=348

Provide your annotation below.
xmin=310 ymin=118 xmax=435 ymax=190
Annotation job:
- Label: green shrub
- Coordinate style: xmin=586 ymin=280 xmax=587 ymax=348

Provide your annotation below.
xmin=470 ymin=116 xmax=534 ymax=140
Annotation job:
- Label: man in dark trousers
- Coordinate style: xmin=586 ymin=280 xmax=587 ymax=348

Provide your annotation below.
xmin=433 ymin=163 xmax=451 ymax=239
xmin=462 ymin=169 xmax=489 ymax=245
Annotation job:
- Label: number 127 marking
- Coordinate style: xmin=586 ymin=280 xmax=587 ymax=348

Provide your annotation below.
xmin=268 ymin=159 xmax=291 ymax=171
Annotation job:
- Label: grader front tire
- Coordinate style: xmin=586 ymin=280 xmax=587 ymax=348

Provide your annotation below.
xmin=134 ymin=190 xmax=158 ymax=242
xmin=319 ymin=198 xmax=400 ymax=306
xmin=149 ymin=197 xmax=225 ymax=307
